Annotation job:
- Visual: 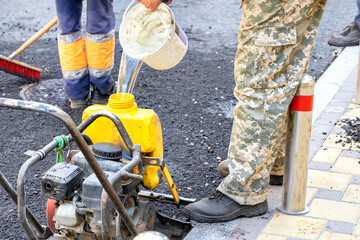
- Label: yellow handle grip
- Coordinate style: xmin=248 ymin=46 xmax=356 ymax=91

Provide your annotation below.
xmin=9 ymin=17 xmax=58 ymax=59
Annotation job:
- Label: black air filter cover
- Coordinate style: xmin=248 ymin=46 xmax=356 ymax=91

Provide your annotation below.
xmin=40 ymin=162 xmax=83 ymax=200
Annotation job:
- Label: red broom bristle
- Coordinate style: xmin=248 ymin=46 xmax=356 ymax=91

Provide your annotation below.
xmin=0 ymin=58 xmax=41 ymax=82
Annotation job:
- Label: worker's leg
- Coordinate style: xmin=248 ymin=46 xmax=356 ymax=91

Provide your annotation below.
xmin=355 ymin=0 xmax=360 ymax=28
xmin=270 ymin=125 xmax=286 ymax=176
xmin=55 ymin=0 xmax=89 ymax=101
xmin=183 ymin=0 xmax=327 ymax=223
xmin=85 ymin=0 xmax=116 ymax=99
xmin=217 ymin=116 xmax=286 ymax=182
xmin=217 ymin=83 xmax=297 ymax=204
xmin=217 ymin=0 xmax=327 ymax=205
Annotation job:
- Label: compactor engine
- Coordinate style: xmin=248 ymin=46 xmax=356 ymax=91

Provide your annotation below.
xmin=0 ymin=97 xmax=193 ymax=240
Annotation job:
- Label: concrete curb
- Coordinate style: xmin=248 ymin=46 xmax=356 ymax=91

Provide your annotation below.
xmin=313 ymin=46 xmax=359 ymax=123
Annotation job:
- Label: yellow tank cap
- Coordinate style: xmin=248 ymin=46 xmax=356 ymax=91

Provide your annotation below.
xmin=107 ymin=93 xmax=136 ymax=110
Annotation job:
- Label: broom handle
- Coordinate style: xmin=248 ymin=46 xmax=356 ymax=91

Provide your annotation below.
xmin=8 ymin=17 xmax=58 ymax=59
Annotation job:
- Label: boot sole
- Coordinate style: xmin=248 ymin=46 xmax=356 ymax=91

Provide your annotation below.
xmin=328 ymin=39 xmax=360 ymax=47
xmin=182 ymin=201 xmax=268 ymax=223
xmin=70 ymin=101 xmax=88 ymax=109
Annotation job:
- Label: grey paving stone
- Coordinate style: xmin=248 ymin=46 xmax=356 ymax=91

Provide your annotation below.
xmin=309 ymin=139 xmax=324 ymax=157
xmin=340 ymin=150 xmax=360 ymax=159
xmin=340 ymin=82 xmax=358 ymax=92
xmin=343 ymin=68 xmax=358 ymax=84
xmin=323 ymin=100 xmax=349 ymax=114
xmin=331 ymin=126 xmax=347 ymax=135
xmin=184 ymin=186 xmax=283 ymax=240
xmin=328 ymin=98 xmax=352 ymax=106
xmin=310 ymin=123 xmax=337 ymax=148
xmin=225 ymin=186 xmax=282 ymax=239
xmin=314 ymin=189 xmax=343 ymax=201
xmin=184 ymin=220 xmax=240 ymax=240
xmin=309 ymin=149 xmax=320 ymax=161
xmin=311 ymin=122 xmax=337 ymax=134
xmin=333 ymin=89 xmax=356 ymax=102
xmin=308 ymin=161 xmax=333 ymax=171
xmin=314 ymin=111 xmax=347 ymax=126
xmin=226 ymin=214 xmax=271 ymax=240
xmin=309 ymin=139 xmax=327 ymax=159
xmin=325 ymin=221 xmax=355 ymax=235
xmin=308 ymin=119 xmax=336 ymax=160
xmin=309 ymin=141 xmax=325 ymax=162
xmin=350 ymin=175 xmax=360 ymax=185
xmin=267 ymin=185 xmax=282 ymax=210
xmin=311 ymin=129 xmax=331 ymax=142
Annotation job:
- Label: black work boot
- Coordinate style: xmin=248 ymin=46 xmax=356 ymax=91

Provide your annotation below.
xmin=328 ymin=23 xmax=360 ymax=47
xmin=90 ymin=84 xmax=115 ymax=106
xmin=69 ymin=97 xmax=88 ymax=109
xmin=217 ymin=160 xmax=283 ymax=186
xmin=269 ymin=175 xmax=283 ymax=185
xmin=182 ymin=192 xmax=268 ymax=223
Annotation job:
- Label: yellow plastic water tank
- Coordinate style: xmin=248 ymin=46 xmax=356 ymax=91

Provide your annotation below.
xmin=82 ymin=93 xmax=162 ymax=189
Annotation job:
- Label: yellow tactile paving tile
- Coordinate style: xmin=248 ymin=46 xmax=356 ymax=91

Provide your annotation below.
xmin=348 ymin=103 xmax=360 ymax=109
xmin=354 ymin=221 xmax=360 ymax=235
xmin=256 ymin=234 xmax=286 ymax=240
xmin=307 ymin=199 xmax=360 ymax=223
xmin=322 ymin=134 xmax=354 ymax=150
xmin=332 ymin=156 xmax=360 ymax=175
xmin=261 ymin=214 xmax=325 ymax=239
xmin=307 ymin=169 xmax=352 ymax=191
xmin=335 ymin=115 xmax=358 ymax=128
xmin=344 ymin=107 xmax=360 ymax=117
xmin=342 ymin=184 xmax=360 ymax=203
xmin=318 ymin=231 xmax=360 ymax=240
xmin=312 ymin=147 xmax=341 ymax=163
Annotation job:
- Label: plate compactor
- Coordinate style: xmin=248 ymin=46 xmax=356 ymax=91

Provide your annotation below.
xmin=0 ymin=94 xmax=194 ymax=240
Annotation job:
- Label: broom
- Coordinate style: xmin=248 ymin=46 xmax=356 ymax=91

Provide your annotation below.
xmin=0 ymin=17 xmax=58 ymax=82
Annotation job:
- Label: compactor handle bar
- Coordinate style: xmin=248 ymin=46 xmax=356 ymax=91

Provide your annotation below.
xmin=0 ymin=98 xmax=139 ymax=239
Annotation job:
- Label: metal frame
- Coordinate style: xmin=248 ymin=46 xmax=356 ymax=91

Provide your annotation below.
xmin=101 ymin=144 xmax=143 ymax=239
xmin=0 ymin=98 xmax=140 ymax=239
xmin=0 ymin=172 xmax=49 ymax=238
xmin=78 ymin=110 xmax=133 ymax=151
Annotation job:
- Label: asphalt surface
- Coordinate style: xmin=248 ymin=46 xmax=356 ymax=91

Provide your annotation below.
xmin=0 ymin=0 xmax=358 ymax=239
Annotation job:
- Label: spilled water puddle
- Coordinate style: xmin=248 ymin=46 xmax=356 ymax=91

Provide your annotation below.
xmin=19 ymin=78 xmax=66 ymax=106
xmin=205 ymin=100 xmax=236 ymax=119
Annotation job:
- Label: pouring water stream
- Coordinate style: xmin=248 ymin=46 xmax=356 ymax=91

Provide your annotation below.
xmin=116 ymin=4 xmax=171 ymax=101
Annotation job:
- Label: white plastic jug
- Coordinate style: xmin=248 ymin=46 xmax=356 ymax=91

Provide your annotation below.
xmin=119 ymin=0 xmax=188 ymax=70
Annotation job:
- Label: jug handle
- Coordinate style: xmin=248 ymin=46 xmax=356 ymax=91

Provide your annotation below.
xmin=157 ymin=11 xmax=171 ymax=39
xmin=122 ymin=0 xmax=137 ymax=23
xmin=123 ymin=0 xmax=171 ymax=39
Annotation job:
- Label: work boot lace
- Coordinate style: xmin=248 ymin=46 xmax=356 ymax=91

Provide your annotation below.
xmin=342 ymin=22 xmax=359 ymax=36
xmin=208 ymin=191 xmax=223 ymax=201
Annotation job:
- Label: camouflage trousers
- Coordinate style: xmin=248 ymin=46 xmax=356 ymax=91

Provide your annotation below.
xmin=217 ymin=0 xmax=327 ymax=205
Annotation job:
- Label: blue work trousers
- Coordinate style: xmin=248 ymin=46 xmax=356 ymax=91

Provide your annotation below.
xmin=355 ymin=0 xmax=360 ymax=28
xmin=55 ymin=0 xmax=116 ymax=100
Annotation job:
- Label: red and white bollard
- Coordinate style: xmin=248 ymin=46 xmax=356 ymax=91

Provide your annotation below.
xmin=278 ymin=74 xmax=315 ymax=215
